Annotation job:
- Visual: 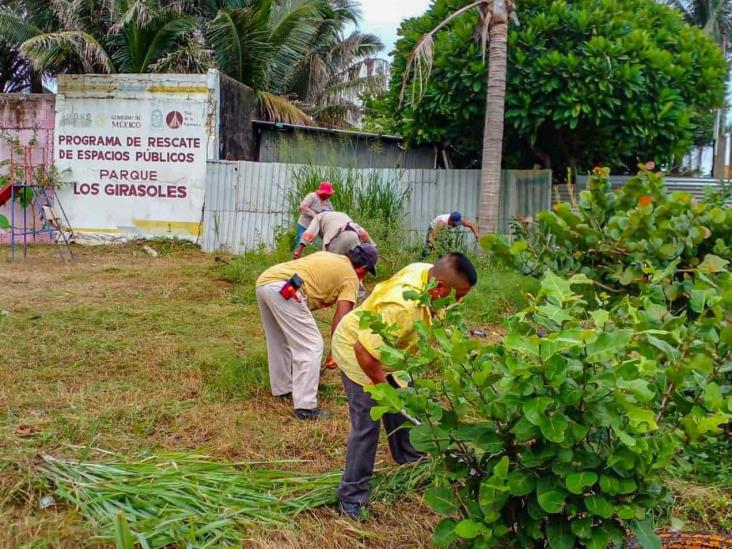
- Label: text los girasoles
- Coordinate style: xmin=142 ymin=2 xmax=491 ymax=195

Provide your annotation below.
xmin=58 ymin=135 xmax=202 ymax=200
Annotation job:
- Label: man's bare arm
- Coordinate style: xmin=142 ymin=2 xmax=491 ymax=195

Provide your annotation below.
xmin=355 ymin=340 xmax=387 ymax=385
xmin=331 ymin=300 xmax=354 ymax=336
xmin=463 ymin=219 xmax=480 ymax=239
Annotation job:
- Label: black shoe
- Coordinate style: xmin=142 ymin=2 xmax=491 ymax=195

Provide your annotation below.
xmin=338 ymin=500 xmax=368 ymax=520
xmin=274 ymin=392 xmax=292 ymax=399
xmin=293 ymin=408 xmax=331 ymax=420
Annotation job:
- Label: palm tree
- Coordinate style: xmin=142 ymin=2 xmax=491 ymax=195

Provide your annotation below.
xmin=287 ymin=0 xmax=389 ymax=127
xmin=206 ymin=0 xmax=387 ymax=126
xmin=0 ymin=0 xmax=206 ymax=76
xmin=400 ymin=0 xmax=518 ymax=235
xmin=1 ymin=0 xmax=387 ymax=127
xmin=665 ymin=0 xmax=732 ymax=177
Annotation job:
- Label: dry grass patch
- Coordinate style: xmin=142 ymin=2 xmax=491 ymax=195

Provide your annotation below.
xmin=0 ymin=243 xmax=430 ymax=548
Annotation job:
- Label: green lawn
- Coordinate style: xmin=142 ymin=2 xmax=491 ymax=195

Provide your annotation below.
xmin=1 ymin=242 xmax=728 ymax=548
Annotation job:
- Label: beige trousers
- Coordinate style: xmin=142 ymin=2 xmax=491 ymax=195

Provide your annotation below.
xmin=256 ymin=282 xmax=324 ymax=410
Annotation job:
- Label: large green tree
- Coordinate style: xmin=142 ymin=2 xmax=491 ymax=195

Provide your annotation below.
xmin=372 ymin=0 xmax=728 ymax=173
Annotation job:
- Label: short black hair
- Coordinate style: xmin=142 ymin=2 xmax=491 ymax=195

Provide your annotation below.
xmin=442 ymin=252 xmax=478 ymax=286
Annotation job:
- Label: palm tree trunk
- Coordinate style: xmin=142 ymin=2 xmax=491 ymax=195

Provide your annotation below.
xmin=478 ymin=7 xmax=508 ymax=235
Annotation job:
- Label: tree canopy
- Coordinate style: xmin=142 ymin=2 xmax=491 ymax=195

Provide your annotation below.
xmin=369 ymin=0 xmax=728 ymax=172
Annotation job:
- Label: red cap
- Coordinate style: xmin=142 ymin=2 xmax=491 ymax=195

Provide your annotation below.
xmin=316 ymin=181 xmax=334 ymax=197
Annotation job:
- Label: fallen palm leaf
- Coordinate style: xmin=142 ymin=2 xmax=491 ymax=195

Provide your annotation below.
xmin=41 ymin=453 xmax=430 ymax=548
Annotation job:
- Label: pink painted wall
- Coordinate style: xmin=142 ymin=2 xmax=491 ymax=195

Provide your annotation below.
xmin=0 ymin=94 xmax=56 ymax=244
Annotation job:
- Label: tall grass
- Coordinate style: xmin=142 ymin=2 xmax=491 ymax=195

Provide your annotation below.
xmin=287 ymin=165 xmax=410 ymax=229
xmin=42 ymin=453 xmax=430 ymax=548
xmin=286 ymin=165 xmax=413 ymax=276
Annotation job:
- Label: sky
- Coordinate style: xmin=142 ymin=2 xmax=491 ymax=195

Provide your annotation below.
xmin=356 ymin=0 xmax=432 ymax=57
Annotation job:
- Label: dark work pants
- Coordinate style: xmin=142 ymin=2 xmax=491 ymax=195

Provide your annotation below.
xmin=337 ymin=373 xmax=424 ymax=504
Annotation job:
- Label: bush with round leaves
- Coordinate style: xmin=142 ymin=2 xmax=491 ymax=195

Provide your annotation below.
xmin=362 ymin=260 xmax=731 ymax=547
xmin=483 ymin=167 xmax=732 ymax=304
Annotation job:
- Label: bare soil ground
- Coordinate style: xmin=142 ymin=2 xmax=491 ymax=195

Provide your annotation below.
xmin=0 ymin=243 xmax=438 ymax=548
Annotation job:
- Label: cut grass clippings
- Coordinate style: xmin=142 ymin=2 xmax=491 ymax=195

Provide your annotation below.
xmin=41 ymin=452 xmax=431 ymax=548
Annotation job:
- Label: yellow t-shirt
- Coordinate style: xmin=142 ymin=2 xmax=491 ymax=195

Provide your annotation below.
xmin=256 ymin=252 xmax=359 ymax=309
xmin=332 ymin=263 xmax=433 ymax=386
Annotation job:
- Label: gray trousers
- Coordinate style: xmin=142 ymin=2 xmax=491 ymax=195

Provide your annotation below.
xmin=326 ymin=230 xmax=360 ymax=255
xmin=256 ymin=283 xmax=324 ymax=410
xmin=337 ymin=373 xmax=424 ymax=504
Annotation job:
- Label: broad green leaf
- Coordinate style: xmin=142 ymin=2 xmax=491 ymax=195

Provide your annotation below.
xmin=505 ymin=333 xmax=540 ymax=357
xmin=409 ymin=424 xmax=449 ymax=453
xmin=370 ymin=406 xmax=391 ymax=421
xmin=522 ymin=397 xmax=552 ymax=426
xmin=571 ymin=517 xmax=593 ymax=539
xmin=493 ymin=456 xmax=509 ymax=479
xmin=617 ymin=379 xmax=654 ymax=401
xmin=586 ymin=529 xmax=609 ymax=549
xmin=537 ymin=304 xmax=574 ymax=325
xmin=585 ymin=495 xmax=614 ymax=518
xmin=630 ymin=518 xmax=661 ymax=549
xmin=379 ymin=345 xmax=406 ymax=367
xmin=541 ymin=271 xmax=575 ymax=302
xmin=476 ymin=431 xmax=506 ymax=453
xmin=703 ymin=382 xmax=724 ymax=411
xmin=586 ymin=330 xmax=633 ymax=363
xmin=0 ymin=214 xmax=8 ymax=230
xmin=424 ymin=486 xmax=458 ymax=515
xmin=646 ymin=335 xmax=681 ymax=362
xmin=699 ymin=254 xmax=729 ymax=273
xmin=565 ymin=472 xmax=598 ymax=494
xmin=599 ymin=475 xmax=620 ymax=495
xmin=538 ymin=414 xmax=568 ymax=443
xmin=721 ymin=325 xmax=732 ymax=346
xmin=454 ymin=519 xmax=480 ymax=539
xmin=432 ymin=519 xmax=457 ymax=548
xmin=510 ymin=418 xmax=540 ymax=441
xmin=625 ymin=405 xmax=658 ymax=432
xmin=507 ymin=470 xmax=536 ymax=496
xmin=546 ymin=521 xmax=576 ymax=549
xmin=537 ymin=490 xmax=566 ymax=513
xmin=590 ymin=309 xmax=609 ymax=328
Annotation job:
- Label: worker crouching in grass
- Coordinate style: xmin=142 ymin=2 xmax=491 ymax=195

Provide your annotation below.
xmin=331 ymin=253 xmax=478 ymax=518
xmin=292 ymin=211 xmax=374 ymax=260
xmin=256 ymin=245 xmax=379 ymax=420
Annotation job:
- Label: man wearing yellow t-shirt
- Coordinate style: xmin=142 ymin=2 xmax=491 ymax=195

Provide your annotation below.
xmin=256 ymin=245 xmax=378 ymax=420
xmin=332 ymin=253 xmax=478 ymax=518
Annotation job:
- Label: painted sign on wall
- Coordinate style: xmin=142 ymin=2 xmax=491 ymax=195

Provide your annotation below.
xmin=55 ymin=72 xmax=219 ymax=240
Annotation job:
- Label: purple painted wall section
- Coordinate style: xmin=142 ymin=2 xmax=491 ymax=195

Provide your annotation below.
xmin=0 ymin=94 xmax=56 ymax=244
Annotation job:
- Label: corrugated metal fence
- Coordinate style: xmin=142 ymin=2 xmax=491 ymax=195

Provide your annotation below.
xmin=202 ymin=161 xmax=552 ymax=254
xmin=555 ymin=176 xmax=732 ymax=205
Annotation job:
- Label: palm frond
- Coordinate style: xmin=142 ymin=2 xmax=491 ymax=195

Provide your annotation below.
xmin=20 ymin=30 xmax=114 ymax=72
xmin=109 ymin=0 xmax=155 ymax=33
xmin=0 ymin=9 xmax=43 ymax=45
xmin=206 ymin=8 xmax=244 ymax=81
xmin=139 ymin=16 xmax=196 ymax=71
xmin=258 ymin=91 xmax=312 ymax=125
xmin=148 ymin=38 xmax=212 ymax=73
xmin=399 ymin=0 xmax=487 ymax=106
xmin=266 ymin=0 xmax=326 ymax=92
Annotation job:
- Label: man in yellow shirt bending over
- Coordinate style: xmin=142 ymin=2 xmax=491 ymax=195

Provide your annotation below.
xmin=256 ymin=244 xmax=378 ymax=420
xmin=331 ymin=252 xmax=478 ymax=518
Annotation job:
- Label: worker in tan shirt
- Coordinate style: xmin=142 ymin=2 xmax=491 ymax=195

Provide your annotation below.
xmin=256 ymin=244 xmax=378 ymax=420
xmin=292 ymin=211 xmax=374 ymax=259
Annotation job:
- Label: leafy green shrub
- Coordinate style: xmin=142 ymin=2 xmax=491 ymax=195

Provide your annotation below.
xmin=363 ymin=262 xmax=731 ymax=548
xmin=484 ymin=167 xmax=732 ymax=306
